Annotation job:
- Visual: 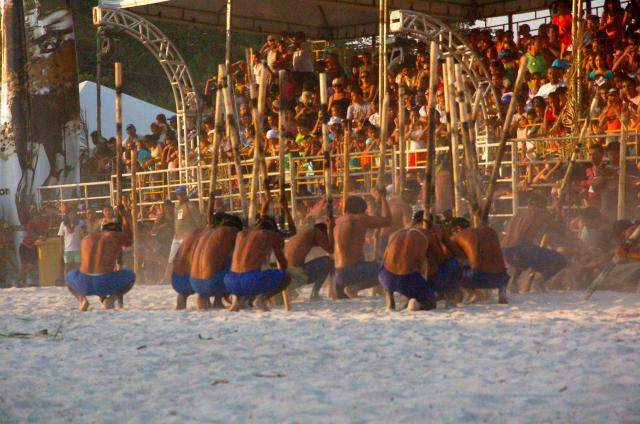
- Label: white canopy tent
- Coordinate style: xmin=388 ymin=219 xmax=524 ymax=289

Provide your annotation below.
xmin=79 ymin=81 xmax=174 ymax=139
xmin=98 ymin=0 xmax=555 ymax=39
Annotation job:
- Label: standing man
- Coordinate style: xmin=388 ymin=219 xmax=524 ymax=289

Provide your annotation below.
xmin=334 ymin=188 xmax=391 ymax=298
xmin=284 ymin=221 xmax=335 ymax=300
xmin=449 ymin=218 xmax=509 ymax=304
xmin=67 ymin=205 xmax=135 ymax=311
xmin=502 ymin=193 xmax=566 ymax=293
xmin=164 ymin=186 xmax=203 ymax=284
xmin=378 ymin=179 xmax=420 ymax=257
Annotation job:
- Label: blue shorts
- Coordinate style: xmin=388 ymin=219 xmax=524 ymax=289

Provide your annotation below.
xmin=303 ymin=256 xmax=334 ymax=287
xmin=190 ymin=267 xmax=230 ymax=297
xmin=462 ymin=266 xmax=509 ymax=289
xmin=335 ymin=261 xmax=380 ymax=288
xmin=172 ymin=272 xmax=194 ymax=296
xmin=427 ymin=257 xmax=462 ymax=293
xmin=224 ymin=269 xmax=287 ymax=297
xmin=378 ymin=266 xmax=435 ymax=303
xmin=67 ymin=269 xmax=136 ymax=297
xmin=503 ymin=244 xmax=566 ymax=276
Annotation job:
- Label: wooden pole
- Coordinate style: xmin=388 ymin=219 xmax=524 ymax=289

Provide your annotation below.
xmin=219 ymin=64 xmax=249 ymax=221
xmin=96 ymin=36 xmax=102 ymax=139
xmin=481 ymin=57 xmax=528 ymax=224
xmin=319 ymin=73 xmax=333 ymax=221
xmin=422 ymin=41 xmax=439 ymax=228
xmin=617 ymin=110 xmax=629 ymax=220
xmin=372 ymin=95 xmax=390 ymax=267
xmin=207 ymin=73 xmax=224 ymax=224
xmin=257 ymin=63 xmax=272 ymax=203
xmin=115 ymin=62 xmax=123 ymax=204
xmin=130 ymin=149 xmax=139 ymax=280
xmin=278 ymin=70 xmax=286 ymax=217
xmin=398 ymin=83 xmax=407 ymax=193
xmin=444 ymin=56 xmax=462 ymax=217
xmin=225 ymin=0 xmax=232 ymax=70
xmin=343 ymin=119 xmax=352 ymax=213
xmin=290 ymin=155 xmax=298 ymax=223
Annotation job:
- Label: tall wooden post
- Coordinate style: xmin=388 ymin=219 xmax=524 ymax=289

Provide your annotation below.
xmin=481 ymin=57 xmax=528 ymax=224
xmin=617 ymin=110 xmax=629 ymax=220
xmin=278 ymin=70 xmax=286 ymax=216
xmin=398 ymin=84 xmax=407 ymax=193
xmin=343 ymin=120 xmax=352 ymax=212
xmin=207 ymin=72 xmax=224 ymax=223
xmin=319 ymin=73 xmax=333 ymax=221
xmin=444 ymin=57 xmax=462 ymax=217
xmin=423 ymin=41 xmax=439 ymax=228
xmin=219 ymin=64 xmax=249 ymax=221
xmin=115 ymin=62 xmax=123 ymax=204
xmin=130 ymin=149 xmax=139 ymax=279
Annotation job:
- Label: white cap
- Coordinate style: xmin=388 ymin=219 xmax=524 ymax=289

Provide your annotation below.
xmin=299 ymin=91 xmax=313 ymax=103
xmin=266 ymin=129 xmax=279 ymax=139
xmin=332 ymin=78 xmax=340 ymax=86
xmin=328 ymin=116 xmax=344 ymax=126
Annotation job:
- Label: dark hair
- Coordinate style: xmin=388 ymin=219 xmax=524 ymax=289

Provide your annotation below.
xmin=314 ymin=222 xmax=328 ymax=236
xmin=102 ymin=222 xmax=122 ymax=232
xmin=219 ymin=214 xmax=244 ymax=231
xmin=256 ymin=215 xmax=278 ymax=231
xmin=450 ymin=217 xmax=471 ymax=229
xmin=344 ymin=196 xmax=367 ymax=214
xmin=403 ymin=179 xmax=421 ymax=193
xmin=606 ymin=141 xmax=620 ymax=151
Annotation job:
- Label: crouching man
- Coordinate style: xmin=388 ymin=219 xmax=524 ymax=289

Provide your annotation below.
xmin=450 ymin=218 xmax=509 ymax=304
xmin=67 ymin=205 xmax=135 ymax=311
xmin=378 ymin=213 xmax=439 ymax=311
xmin=189 ymin=213 xmax=243 ymax=309
xmin=224 ymin=213 xmax=291 ymax=312
xmin=284 ymin=220 xmax=334 ymax=300
xmin=171 ymin=228 xmax=205 ymax=310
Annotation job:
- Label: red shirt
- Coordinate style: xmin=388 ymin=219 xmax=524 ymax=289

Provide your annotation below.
xmin=21 ymin=217 xmax=49 ymax=249
xmin=552 ymin=14 xmax=573 ymax=48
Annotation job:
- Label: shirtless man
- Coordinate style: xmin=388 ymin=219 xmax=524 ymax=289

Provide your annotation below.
xmin=334 ymin=188 xmax=391 ymax=298
xmin=378 ymin=179 xmax=421 ymax=257
xmin=224 ymin=214 xmax=291 ymax=311
xmin=450 ymin=218 xmax=509 ymax=304
xmin=284 ymin=220 xmax=334 ymax=300
xmin=502 ymin=193 xmax=566 ymax=293
xmin=378 ymin=213 xmax=441 ymax=311
xmin=189 ymin=213 xmax=243 ymax=310
xmin=171 ymin=227 xmax=206 ymax=310
xmin=67 ymin=206 xmax=135 ymax=311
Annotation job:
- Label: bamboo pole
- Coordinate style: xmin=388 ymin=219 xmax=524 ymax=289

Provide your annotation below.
xmin=207 ymin=73 xmax=224 ymax=224
xmin=257 ymin=63 xmax=271 ymax=203
xmin=319 ymin=73 xmax=333 ymax=221
xmin=398 ymin=83 xmax=407 ymax=193
xmin=617 ymin=110 xmax=629 ymax=220
xmin=130 ymin=149 xmax=139 ymax=280
xmin=343 ymin=120 xmax=352 ymax=212
xmin=278 ymin=70 xmax=286 ymax=218
xmin=219 ymin=64 xmax=249 ymax=221
xmin=290 ymin=155 xmax=298 ymax=223
xmin=115 ymin=62 xmax=123 ymax=204
xmin=444 ymin=56 xmax=462 ymax=217
xmin=422 ymin=41 xmax=439 ymax=228
xmin=480 ymin=57 xmax=528 ymax=224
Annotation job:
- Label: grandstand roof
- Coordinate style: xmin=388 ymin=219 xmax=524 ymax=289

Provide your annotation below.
xmin=98 ymin=0 xmax=555 ymax=39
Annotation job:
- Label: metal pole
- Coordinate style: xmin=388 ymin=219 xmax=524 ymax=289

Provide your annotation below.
xmin=481 ymin=57 xmax=528 ymax=224
xmin=423 ymin=41 xmax=439 ymax=227
xmin=319 ymin=73 xmax=333 ymax=221
xmin=617 ymin=111 xmax=629 ymax=220
xmin=343 ymin=120 xmax=351 ymax=212
xmin=207 ymin=73 xmax=224 ymax=223
xmin=114 ymin=62 xmax=123 ymax=204
xmin=225 ymin=0 xmax=232 ymax=70
xmin=219 ymin=64 xmax=249 ymax=221
xmin=398 ymin=83 xmax=406 ymax=192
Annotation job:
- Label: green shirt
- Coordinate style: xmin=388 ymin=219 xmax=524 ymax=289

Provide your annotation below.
xmin=525 ymin=52 xmax=547 ymax=76
xmin=173 ymin=201 xmax=202 ymax=240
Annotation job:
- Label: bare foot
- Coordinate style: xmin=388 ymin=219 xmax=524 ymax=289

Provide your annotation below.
xmin=253 ymin=295 xmax=271 ymax=312
xmin=196 ymin=295 xmax=209 ymax=310
xmin=79 ymin=296 xmax=90 ymax=312
xmin=498 ymin=287 xmax=508 ymax=304
xmin=344 ymin=286 xmax=359 ymax=299
xmin=176 ymin=294 xmax=187 ymax=310
xmin=117 ymin=295 xmax=124 ymax=309
xmin=102 ymin=295 xmax=116 ymax=310
xmin=228 ymin=295 xmax=245 ymax=312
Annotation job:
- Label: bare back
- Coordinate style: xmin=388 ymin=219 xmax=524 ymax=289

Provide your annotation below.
xmin=383 ymin=228 xmax=429 ymax=275
xmin=172 ymin=228 xmax=206 ymax=275
xmin=502 ymin=208 xmax=548 ymax=248
xmin=231 ymin=229 xmax=285 ymax=272
xmin=452 ymin=227 xmax=506 ymax=273
xmin=79 ymin=231 xmax=131 ymax=274
xmin=380 ymin=197 xmax=412 ymax=238
xmin=284 ymin=227 xmax=331 ymax=267
xmin=334 ymin=213 xmax=389 ymax=268
xmin=190 ymin=227 xmax=239 ymax=279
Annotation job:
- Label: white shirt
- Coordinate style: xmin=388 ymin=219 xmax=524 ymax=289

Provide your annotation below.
xmin=535 ymin=81 xmax=567 ymax=99
xmin=292 ymin=41 xmax=313 ymax=73
xmin=346 ymin=102 xmax=372 ymax=121
xmin=57 ymin=220 xmax=85 ymax=252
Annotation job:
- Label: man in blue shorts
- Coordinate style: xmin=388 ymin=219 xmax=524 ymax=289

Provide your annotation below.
xmin=67 ymin=205 xmax=135 ymax=311
xmin=170 ymin=227 xmax=206 ymax=310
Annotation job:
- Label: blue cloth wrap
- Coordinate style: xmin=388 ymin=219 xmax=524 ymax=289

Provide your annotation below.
xmin=171 ymin=272 xmax=195 ymax=295
xmin=503 ymin=243 xmax=566 ymax=276
xmin=67 ymin=269 xmax=136 ymax=297
xmin=335 ymin=261 xmax=380 ymax=288
xmin=302 ymin=256 xmax=334 ymax=286
xmin=224 ymin=269 xmax=287 ymax=297
xmin=189 ymin=266 xmax=230 ymax=296
xmin=427 ymin=257 xmax=462 ymax=293
xmin=462 ymin=266 xmax=510 ymax=289
xmin=378 ymin=266 xmax=435 ymax=303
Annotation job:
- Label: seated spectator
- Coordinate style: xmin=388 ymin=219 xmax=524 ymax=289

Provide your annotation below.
xmin=525 ymin=37 xmax=548 ymax=79
xmin=536 ymin=65 xmax=567 ymax=99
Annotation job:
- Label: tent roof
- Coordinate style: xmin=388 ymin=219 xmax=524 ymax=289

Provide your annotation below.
xmin=98 ymin=0 xmax=554 ymax=39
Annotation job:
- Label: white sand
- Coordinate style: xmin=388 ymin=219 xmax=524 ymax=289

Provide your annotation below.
xmin=0 ymin=286 xmax=638 ymax=424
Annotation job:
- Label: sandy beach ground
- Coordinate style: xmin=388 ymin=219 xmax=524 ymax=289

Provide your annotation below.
xmin=1 ymin=286 xmax=638 ymax=423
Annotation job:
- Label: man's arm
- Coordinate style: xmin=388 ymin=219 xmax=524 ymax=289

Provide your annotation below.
xmin=279 ymin=196 xmax=296 ymax=236
xmin=364 ymin=188 xmax=392 ymax=228
xmin=272 ymin=233 xmax=288 ymax=269
xmin=449 ymin=234 xmax=468 ymax=260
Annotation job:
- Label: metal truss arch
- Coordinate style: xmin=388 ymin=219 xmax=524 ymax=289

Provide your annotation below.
xmin=92 ymin=6 xmax=200 ymax=181
xmin=389 ymin=10 xmax=503 ymax=145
